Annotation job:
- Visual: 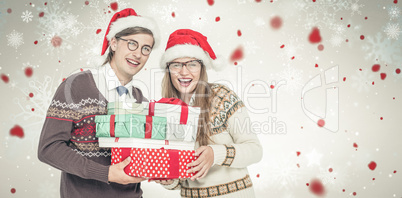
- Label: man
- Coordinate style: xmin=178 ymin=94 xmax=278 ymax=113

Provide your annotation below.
xmin=38 ymin=8 xmax=159 ymax=198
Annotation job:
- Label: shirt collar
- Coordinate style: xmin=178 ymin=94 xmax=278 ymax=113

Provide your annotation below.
xmin=104 ymin=63 xmax=134 ymax=91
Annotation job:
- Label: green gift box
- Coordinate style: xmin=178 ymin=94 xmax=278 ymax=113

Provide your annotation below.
xmin=95 ymin=114 xmax=167 ymax=140
xmin=107 ymin=102 xmax=144 ymax=115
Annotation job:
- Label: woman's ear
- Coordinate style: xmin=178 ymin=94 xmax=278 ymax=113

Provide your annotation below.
xmin=110 ymin=37 xmax=117 ymax=51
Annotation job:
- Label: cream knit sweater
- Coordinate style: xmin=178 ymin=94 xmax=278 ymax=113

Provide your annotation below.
xmin=162 ymin=84 xmax=263 ymax=198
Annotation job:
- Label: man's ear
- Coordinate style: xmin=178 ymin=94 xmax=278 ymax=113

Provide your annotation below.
xmin=110 ymin=37 xmax=117 ymax=51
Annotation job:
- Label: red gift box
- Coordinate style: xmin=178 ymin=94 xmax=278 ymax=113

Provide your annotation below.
xmin=111 ymin=147 xmax=197 ymax=179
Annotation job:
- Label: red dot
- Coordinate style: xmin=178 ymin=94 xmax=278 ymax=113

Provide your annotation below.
xmin=340 ymin=17 xmax=343 ymax=20
xmin=372 ymin=81 xmax=375 ymax=85
xmin=96 ymin=29 xmax=102 ymax=34
xmin=34 ymin=40 xmax=38 ymax=45
xmin=237 ymin=30 xmax=242 ymax=37
xmin=230 ymin=46 xmax=244 ymax=62
xmin=291 ymin=56 xmax=295 ymax=60
xmin=306 ymin=183 xmax=310 ymax=186
xmin=309 ymin=27 xmax=322 ymax=43
xmin=207 ymin=0 xmax=214 ymax=6
xmin=39 ymin=12 xmax=44 ymax=17
xmin=380 ymin=73 xmax=387 ymax=80
xmin=315 ymin=64 xmax=318 ymax=67
xmin=359 ymin=68 xmax=362 ymax=71
xmin=1 ymin=74 xmax=9 ymax=83
xmin=360 ymin=35 xmax=365 ymax=40
xmin=280 ymin=44 xmax=285 ymax=48
xmin=368 ymin=161 xmax=377 ymax=171
xmin=372 ymin=64 xmax=380 ymax=72
xmin=346 ymin=39 xmax=349 ymax=42
xmin=270 ymin=16 xmax=283 ymax=29
xmin=365 ymin=16 xmax=368 ymax=20
xmin=7 ymin=8 xmax=12 ymax=14
xmin=343 ymin=77 xmax=346 ymax=81
xmin=329 ymin=168 xmax=333 ymax=172
xmin=29 ymin=93 xmax=34 ymax=98
xmin=353 ymin=192 xmax=357 ymax=196
xmin=11 ymin=188 xmax=16 ymax=194
xmin=317 ymin=119 xmax=325 ymax=127
xmin=347 ymin=24 xmax=351 ymax=28
xmin=85 ymin=1 xmax=89 ymax=5
xmin=312 ymin=0 xmax=316 ymax=2
xmin=234 ymin=62 xmax=238 ymax=66
xmin=255 ymin=0 xmax=262 ymax=2
xmin=380 ymin=117 xmax=383 ymax=120
xmin=256 ymin=174 xmax=260 ymax=178
xmin=296 ymin=151 xmax=301 ymax=156
xmin=342 ymin=189 xmax=345 ymax=192
xmin=44 ymin=2 xmax=47 ymax=5
xmin=394 ymin=170 xmax=397 ymax=173
xmin=309 ymin=179 xmax=325 ymax=196
xmin=372 ymin=178 xmax=375 ymax=180
xmin=396 ymin=68 xmax=401 ymax=74
xmin=31 ymin=108 xmax=35 ymax=111
xmin=171 ymin=12 xmax=175 ymax=18
xmin=394 ymin=0 xmax=398 ymax=4
xmin=353 ymin=142 xmax=358 ymax=148
xmin=270 ymin=85 xmax=275 ymax=89
xmin=25 ymin=67 xmax=33 ymax=77
xmin=215 ymin=16 xmax=220 ymax=22
xmin=110 ymin=2 xmax=118 ymax=11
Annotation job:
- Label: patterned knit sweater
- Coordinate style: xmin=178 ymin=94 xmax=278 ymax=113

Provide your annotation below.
xmin=38 ymin=70 xmax=146 ymax=198
xmin=162 ymin=84 xmax=263 ymax=198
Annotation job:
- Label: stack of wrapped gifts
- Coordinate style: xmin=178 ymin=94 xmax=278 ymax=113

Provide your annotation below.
xmin=95 ymin=98 xmax=200 ymax=179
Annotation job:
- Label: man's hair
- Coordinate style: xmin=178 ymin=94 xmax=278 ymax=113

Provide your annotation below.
xmin=102 ymin=27 xmax=154 ymax=65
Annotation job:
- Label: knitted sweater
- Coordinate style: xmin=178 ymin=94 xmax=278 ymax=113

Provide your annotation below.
xmin=38 ymin=70 xmax=147 ymax=198
xmin=162 ymin=84 xmax=263 ymax=198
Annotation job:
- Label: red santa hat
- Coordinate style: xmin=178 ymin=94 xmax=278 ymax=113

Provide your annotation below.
xmin=101 ymin=8 xmax=159 ymax=55
xmin=160 ymin=29 xmax=224 ymax=71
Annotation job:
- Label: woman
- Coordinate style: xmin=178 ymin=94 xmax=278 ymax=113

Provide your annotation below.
xmin=155 ymin=29 xmax=262 ymax=198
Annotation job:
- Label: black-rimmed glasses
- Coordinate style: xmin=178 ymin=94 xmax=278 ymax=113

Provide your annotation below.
xmin=116 ymin=37 xmax=152 ymax=56
xmin=167 ymin=60 xmax=203 ymax=73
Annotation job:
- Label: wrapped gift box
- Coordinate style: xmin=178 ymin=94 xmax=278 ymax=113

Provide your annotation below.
xmin=95 ymin=114 xmax=167 ymax=140
xmin=98 ymin=137 xmax=195 ymax=150
xmin=143 ymin=98 xmax=201 ymax=142
xmin=111 ymin=147 xmax=197 ymax=179
xmin=107 ymin=101 xmax=145 ymax=115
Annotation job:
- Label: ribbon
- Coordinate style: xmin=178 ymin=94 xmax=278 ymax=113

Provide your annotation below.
xmin=149 ymin=98 xmax=189 ymax=124
xmin=168 ymin=149 xmax=179 ymax=178
xmin=109 ymin=115 xmax=116 ymax=137
xmin=145 ymin=115 xmax=153 ymax=139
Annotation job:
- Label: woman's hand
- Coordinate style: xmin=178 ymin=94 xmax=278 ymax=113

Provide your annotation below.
xmin=153 ymin=179 xmax=175 ymax=185
xmin=108 ymin=156 xmax=146 ymax=185
xmin=186 ymin=146 xmax=214 ymax=181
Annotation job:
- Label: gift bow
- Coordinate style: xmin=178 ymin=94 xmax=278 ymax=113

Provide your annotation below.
xmin=148 ymin=98 xmax=189 ymax=125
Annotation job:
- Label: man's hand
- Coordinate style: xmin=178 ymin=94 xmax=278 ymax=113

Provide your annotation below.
xmin=186 ymin=146 xmax=214 ymax=181
xmin=108 ymin=156 xmax=146 ymax=185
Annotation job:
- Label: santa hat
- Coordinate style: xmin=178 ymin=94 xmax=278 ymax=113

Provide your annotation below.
xmin=160 ymin=29 xmax=224 ymax=71
xmin=101 ymin=8 xmax=159 ymax=55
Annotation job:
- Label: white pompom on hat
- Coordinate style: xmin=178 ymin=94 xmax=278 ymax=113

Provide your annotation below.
xmin=160 ymin=29 xmax=225 ymax=71
xmin=101 ymin=8 xmax=159 ymax=56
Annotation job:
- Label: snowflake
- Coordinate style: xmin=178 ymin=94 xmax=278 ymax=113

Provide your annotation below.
xmin=21 ymin=10 xmax=33 ymax=23
xmin=37 ymin=180 xmax=58 ymax=198
xmin=254 ymin=17 xmax=266 ymax=27
xmin=350 ymin=69 xmax=373 ymax=93
xmin=388 ymin=6 xmax=400 ymax=20
xmin=11 ymin=75 xmax=57 ymax=128
xmin=349 ymin=0 xmax=364 ymax=16
xmin=294 ymin=0 xmax=351 ymax=30
xmin=305 ymin=149 xmax=323 ymax=167
xmin=362 ymin=32 xmax=402 ymax=64
xmin=331 ymin=23 xmax=346 ymax=35
xmin=276 ymin=65 xmax=304 ymax=95
xmin=267 ymin=155 xmax=301 ymax=190
xmin=148 ymin=3 xmax=177 ymax=24
xmin=6 ymin=30 xmax=24 ymax=49
xmin=330 ymin=34 xmax=344 ymax=47
xmin=384 ymin=23 xmax=401 ymax=40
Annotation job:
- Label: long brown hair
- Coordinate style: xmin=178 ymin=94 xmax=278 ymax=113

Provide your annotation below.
xmin=102 ymin=27 xmax=154 ymax=65
xmin=161 ymin=62 xmax=215 ymax=146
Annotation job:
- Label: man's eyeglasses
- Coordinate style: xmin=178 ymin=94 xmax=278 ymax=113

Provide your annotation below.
xmin=167 ymin=60 xmax=203 ymax=73
xmin=116 ymin=37 xmax=152 ymax=56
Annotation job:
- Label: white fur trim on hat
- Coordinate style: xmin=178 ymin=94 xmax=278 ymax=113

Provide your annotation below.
xmin=107 ymin=15 xmax=160 ymax=49
xmin=161 ymin=44 xmax=224 ymax=70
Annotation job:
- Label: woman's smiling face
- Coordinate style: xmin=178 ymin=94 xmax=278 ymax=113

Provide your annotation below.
xmin=168 ymin=57 xmax=202 ymax=96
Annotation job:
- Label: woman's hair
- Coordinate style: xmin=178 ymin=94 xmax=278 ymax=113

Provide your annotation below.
xmin=161 ymin=61 xmax=215 ymax=146
xmin=102 ymin=27 xmax=154 ymax=65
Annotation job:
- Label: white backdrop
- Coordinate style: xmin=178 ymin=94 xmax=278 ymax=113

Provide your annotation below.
xmin=1 ymin=0 xmax=401 ymax=197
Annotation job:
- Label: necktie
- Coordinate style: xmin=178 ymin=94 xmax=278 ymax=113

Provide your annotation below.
xmin=116 ymin=86 xmax=128 ymax=96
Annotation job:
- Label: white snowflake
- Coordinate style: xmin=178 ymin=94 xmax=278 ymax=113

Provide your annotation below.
xmin=349 ymin=0 xmax=364 ymax=16
xmin=351 ymin=69 xmax=374 ymax=93
xmin=362 ymin=32 xmax=402 ymax=64
xmin=305 ymin=149 xmax=323 ymax=167
xmin=21 ymin=10 xmax=33 ymax=23
xmin=331 ymin=23 xmax=346 ymax=35
xmin=11 ymin=75 xmax=56 ymax=128
xmin=148 ymin=3 xmax=177 ymax=24
xmin=384 ymin=23 xmax=401 ymax=40
xmin=330 ymin=34 xmax=344 ymax=47
xmin=6 ymin=30 xmax=24 ymax=49
xmin=276 ymin=65 xmax=304 ymax=95
xmin=254 ymin=17 xmax=266 ymax=27
xmin=388 ymin=6 xmax=400 ymax=20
